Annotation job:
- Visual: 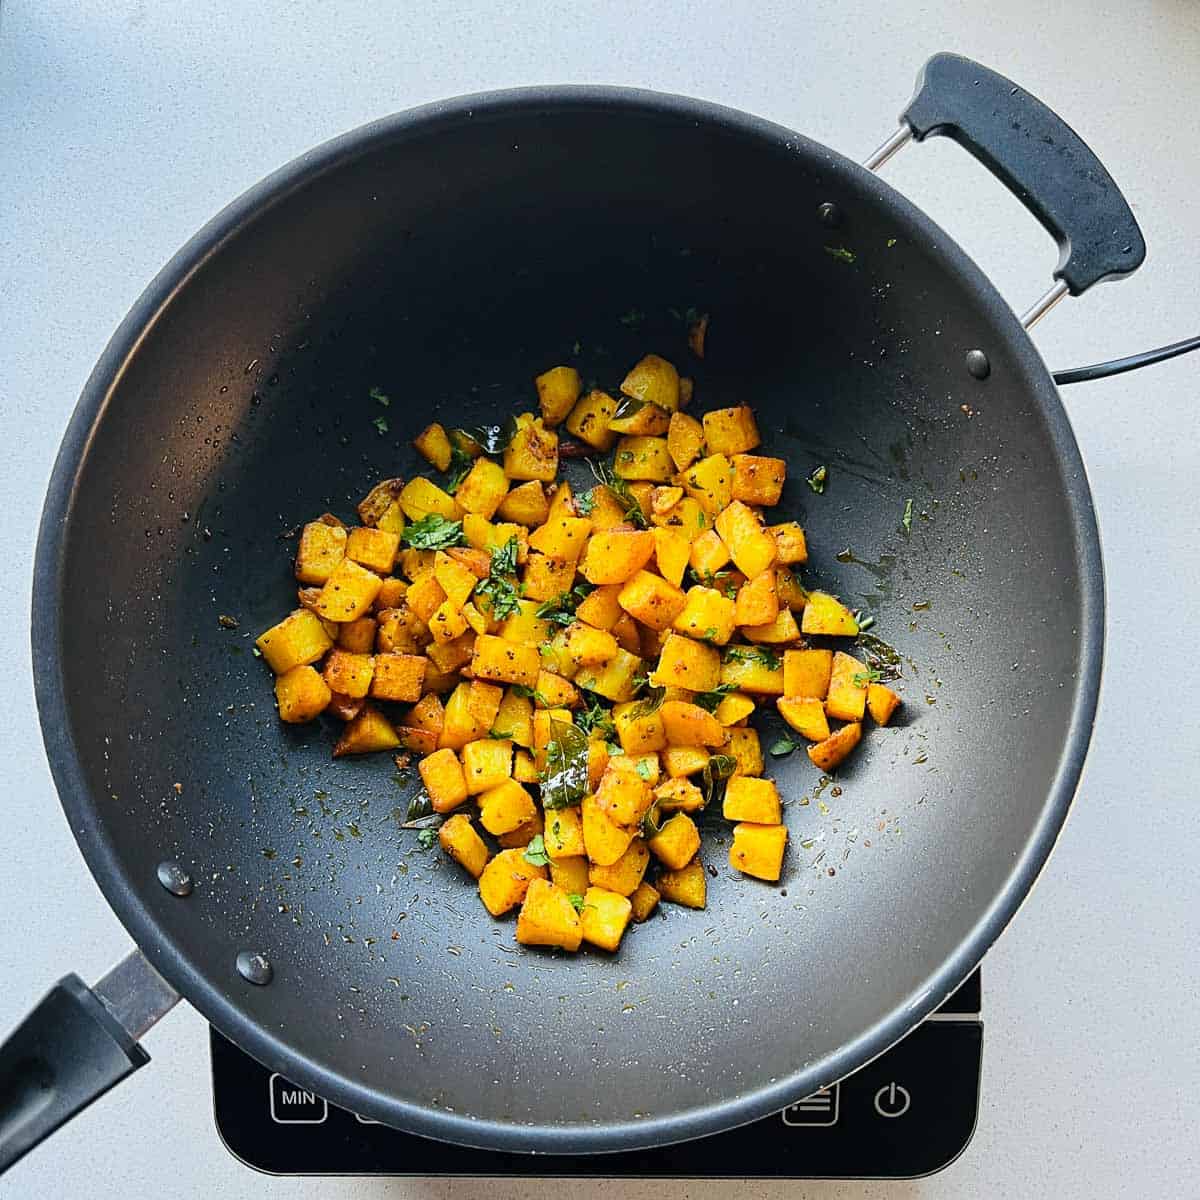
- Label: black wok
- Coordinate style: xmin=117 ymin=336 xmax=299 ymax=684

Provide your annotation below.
xmin=1 ymin=54 xmax=1156 ymax=1167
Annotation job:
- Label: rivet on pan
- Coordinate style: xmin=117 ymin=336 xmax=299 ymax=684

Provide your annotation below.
xmin=965 ymin=349 xmax=991 ymax=379
xmin=156 ymin=860 xmax=193 ymax=897
xmin=236 ymin=951 xmax=274 ymax=986
xmin=817 ymin=201 xmax=841 ymax=228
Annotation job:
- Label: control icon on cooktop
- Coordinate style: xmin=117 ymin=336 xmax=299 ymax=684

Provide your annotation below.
xmin=781 ymin=1084 xmax=840 ymax=1127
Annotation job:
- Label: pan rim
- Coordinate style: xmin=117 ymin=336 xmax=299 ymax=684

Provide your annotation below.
xmin=31 ymin=83 xmax=1104 ymax=1155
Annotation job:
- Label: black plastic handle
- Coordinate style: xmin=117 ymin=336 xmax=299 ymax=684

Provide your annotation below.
xmin=0 ymin=976 xmax=149 ymax=1175
xmin=902 ymin=53 xmax=1146 ymax=295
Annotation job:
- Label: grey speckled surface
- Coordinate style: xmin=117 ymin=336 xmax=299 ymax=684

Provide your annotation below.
xmin=1 ymin=1 xmax=1198 ymax=1197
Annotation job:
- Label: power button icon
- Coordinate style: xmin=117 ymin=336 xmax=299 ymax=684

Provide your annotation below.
xmin=873 ymin=1081 xmax=911 ymax=1118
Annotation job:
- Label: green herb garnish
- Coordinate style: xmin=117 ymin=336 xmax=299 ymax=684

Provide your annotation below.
xmin=611 ymin=396 xmax=647 ymax=422
xmin=487 ymin=728 xmax=513 ymax=740
xmin=629 ymin=684 xmax=666 ymax=720
xmin=536 ymin=582 xmax=594 ymax=626
xmin=700 ymin=754 xmax=737 ymax=808
xmin=576 ymin=695 xmax=617 ymax=742
xmin=901 ymin=498 xmax=913 ymax=533
xmin=416 ymin=826 xmax=439 ymax=850
xmin=372 ymin=415 xmax=390 ymax=436
xmin=635 ymin=759 xmax=655 ymax=782
xmin=574 ymin=489 xmax=597 ymax=516
xmin=522 ymin=835 xmax=550 ymax=867
xmin=512 ymin=683 xmax=551 ymax=707
xmin=724 ymin=646 xmax=781 ymax=670
xmin=567 ymin=892 xmax=587 ymax=912
xmin=369 ymin=386 xmax=390 ymax=406
xmin=540 ymin=720 xmax=589 ymax=809
xmin=444 ymin=444 xmax=475 ymax=494
xmin=401 ymin=514 xmax=464 ymax=550
xmin=824 ymin=245 xmax=856 ymax=264
xmin=806 ymin=464 xmax=828 ymax=494
xmin=852 ymin=608 xmax=876 ymax=633
xmin=474 ymin=535 xmax=522 ymax=621
xmin=852 ymin=668 xmax=884 ymax=687
xmin=588 ymin=459 xmax=648 ymax=528
xmin=693 ymin=682 xmax=735 ymax=713
xmin=769 ymin=736 xmax=800 ymax=757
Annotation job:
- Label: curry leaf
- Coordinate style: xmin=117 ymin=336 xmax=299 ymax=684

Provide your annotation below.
xmin=700 ymin=754 xmax=737 ymax=808
xmin=540 ymin=720 xmax=589 ymax=810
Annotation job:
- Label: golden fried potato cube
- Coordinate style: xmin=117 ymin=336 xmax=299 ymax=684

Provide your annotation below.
xmin=734 ymin=570 xmax=779 ymax=628
xmin=800 ymin=590 xmax=860 ymax=637
xmin=650 ymin=633 xmax=720 ymax=692
xmin=518 ymin=552 xmax=573 ymax=603
xmin=742 ymin=607 xmax=801 ymax=645
xmin=498 ymin=811 xmax=545 ymax=850
xmin=544 ymin=805 xmax=586 ymax=859
xmin=713 ymin=692 xmax=755 ymax=726
xmin=715 ymin=501 xmax=777 ymax=579
xmin=274 ymin=665 xmax=331 ymax=723
xmin=529 ymin=515 xmax=591 ymax=562
xmin=338 ymin=615 xmax=378 ymax=654
xmin=560 ymin=622 xmax=619 ymax=671
xmin=777 ymin=697 xmax=830 ymax=742
xmin=358 ymin=479 xmax=404 ymax=527
xmin=414 ymin=422 xmax=453 ymax=471
xmin=528 ymin=671 xmax=573 ymax=711
xmin=398 ymin=476 xmax=462 ymax=522
xmin=650 ymin=485 xmax=684 ymax=516
xmin=614 ymin=436 xmax=674 ymax=482
xmin=494 ymin=481 xmax=548 ymax=527
xmin=587 ymin=739 xmax=610 ymax=790
xmin=516 ymin=879 xmax=582 ymax=951
xmin=654 ymin=776 xmax=705 ymax=812
xmin=688 ymin=528 xmax=732 ymax=578
xmin=588 ymin=840 xmax=649 ymax=896
xmin=436 ymin=813 xmax=490 ymax=878
xmin=579 ymin=530 xmax=656 ymax=585
xmin=406 ymin=692 xmax=445 ymax=735
xmin=438 ymin=682 xmax=485 ymax=748
xmin=405 ymin=570 xmax=447 ymax=624
xmin=426 ymin=632 xmax=475 ymax=674
xmin=373 ymin=578 xmax=407 ymax=613
xmin=535 ymin=365 xmax=583 ymax=427
xmin=322 ymin=650 xmax=374 ymax=699
xmin=770 ymin=521 xmax=808 ymax=566
xmin=659 ymin=700 xmax=727 ymax=747
xmin=613 ymin=700 xmax=667 ymax=755
xmin=868 ymin=682 xmax=901 ymax=725
xmin=702 ymin=405 xmax=760 ymax=455
xmin=345 ymin=526 xmax=399 ymax=575
xmin=723 ymin=776 xmax=781 ymax=824
xmin=649 ymin=527 xmax=689 ymax=588
xmin=727 ymin=727 xmax=764 ymax=777
xmin=629 ymin=880 xmax=661 ymax=922
xmin=660 ymin=746 xmax=708 ymax=778
xmin=367 ymin=652 xmax=426 ymax=703
xmin=496 ymin=598 xmax=551 ymax=646
xmin=826 ymin=651 xmax=869 ymax=721
xmin=671 ymin=585 xmax=735 ymax=646
xmin=418 ymin=747 xmax=469 ymax=812
xmin=492 ymin=688 xmax=534 ymax=746
xmin=549 ymin=854 xmax=590 ymax=895
xmin=656 ymin=856 xmax=707 ymax=907
xmin=719 ymin=652 xmax=783 ymax=696
xmin=295 ymin=521 xmax=348 ymax=585
xmin=575 ymin=647 xmax=645 ymax=703
xmin=580 ymin=887 xmax=633 ymax=952
xmin=467 ymin=678 xmax=504 ymax=726
xmin=428 ymin=600 xmax=470 ymax=645
xmin=783 ymin=649 xmax=833 ymax=699
xmin=682 ymin=454 xmax=734 ymax=516
xmin=432 ymin=552 xmax=478 ymax=609
xmin=396 ymin=726 xmax=437 ymax=755
xmin=313 ymin=558 xmax=384 ymax=623
xmin=807 ymin=722 xmax=862 ymax=771
xmin=544 ymin=481 xmax=574 ymax=520
xmin=460 ymin=738 xmax=513 ymax=794
xmin=618 ymin=570 xmax=687 ymax=631
xmin=730 ymin=822 xmax=788 ymax=881
xmin=667 ymin=411 xmax=705 ymax=471
xmin=594 ymin=758 xmax=655 ymax=826
xmin=399 ymin=547 xmax=436 ymax=581
xmin=479 ymin=847 xmax=546 ymax=916
xmin=561 ymin=388 xmax=616 ymax=451
xmin=461 ymin=513 xmax=520 ymax=556
xmin=621 ymin=354 xmax=680 ymax=412
xmin=503 ymin=412 xmax=559 ymax=482
xmin=651 ymin=493 xmax=706 ymax=534
xmin=256 ymin=608 xmax=334 ymax=674
xmin=630 ymin=753 xmax=661 ymax=786
xmin=330 ymin=704 xmax=399 ymax=756
xmin=581 ymin=486 xmax=630 ymax=534
xmin=455 ymin=458 xmax=509 ymax=519
xmin=609 ymin=399 xmax=670 ymax=437
xmin=582 ymin=791 xmax=634 ymax=866
xmin=466 ymin=633 xmax=538 ymax=688
xmin=478 ymin=778 xmax=537 ymax=836
xmin=731 ymin=454 xmax=786 ymax=506
xmin=776 ymin=567 xmax=808 ymax=613
xmin=647 ymin=812 xmax=701 ymax=870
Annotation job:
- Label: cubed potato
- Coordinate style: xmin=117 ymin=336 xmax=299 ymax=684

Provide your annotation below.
xmin=495 ymin=480 xmax=549 ymax=527
xmin=406 ymin=692 xmax=445 ymax=735
xmin=504 ymin=412 xmax=558 ymax=482
xmin=807 ymin=722 xmax=862 ymax=771
xmin=274 ymin=665 xmax=331 ymax=723
xmin=431 ymin=552 xmax=477 ymax=609
xmin=462 ymin=513 xmax=525 ymax=558
xmin=544 ymin=805 xmax=586 ymax=859
xmin=868 ymin=682 xmax=901 ymax=726
xmin=656 ymin=856 xmax=707 ymax=908
xmin=613 ymin=701 xmax=667 ymax=755
xmin=731 ymin=454 xmax=786 ymax=506
xmin=529 ymin=515 xmax=591 ymax=562
xmin=346 ymin=526 xmax=400 ymax=575
xmin=414 ymin=422 xmax=453 ymax=471
xmin=702 ymin=405 xmax=760 ymax=455
xmin=512 ymin=747 xmax=538 ymax=783
xmin=618 ymin=570 xmax=687 ymax=631
xmin=535 ymin=365 xmax=583 ymax=427
xmin=728 ymin=727 xmax=764 ymax=777
xmin=660 ymin=746 xmax=709 ymax=777
xmin=515 ymin=879 xmax=582 ymax=951
xmin=559 ymin=622 xmax=619 ymax=671
xmin=338 ymin=615 xmax=378 ymax=654
xmin=479 ymin=847 xmax=547 ymax=916
xmin=723 ymin=776 xmax=782 ymax=824
xmin=418 ymin=747 xmax=469 ymax=812
xmin=667 ymin=411 xmax=705 ymax=471
xmin=609 ymin=399 xmax=670 ymax=436
xmin=652 ymin=494 xmax=707 ymax=536
xmin=471 ymin=633 xmax=541 ymax=687
xmin=405 ymin=571 xmax=448 ymax=624
xmin=734 ymin=570 xmax=779 ymax=628
xmin=647 ymin=812 xmax=701 ymax=869
xmin=456 ymin=458 xmax=510 ymax=519
xmin=437 ymin=813 xmax=490 ymax=878
xmin=579 ymin=530 xmax=656 ymax=585
xmin=573 ymin=584 xmax=622 ymax=631
xmin=588 ymin=839 xmax=650 ymax=896
xmin=672 ymin=586 xmax=736 ymax=646
xmin=534 ymin=670 xmax=579 ymax=710
xmin=322 ymin=650 xmax=374 ymax=699
xmin=428 ymin=600 xmax=470 ymax=644
xmin=714 ymin=501 xmax=777 ymax=579
xmin=368 ymin=653 xmax=427 ymax=702
xmin=546 ymin=482 xmax=576 ymax=521
xmin=447 ymin=546 xmax=494 ymax=579
xmin=800 ymin=590 xmax=860 ymax=636
xmin=398 ymin=477 xmax=462 ymax=522
xmin=614 ymin=436 xmax=674 ymax=482
xmin=460 ymin=738 xmax=514 ymax=794
xmin=713 ymin=691 xmax=755 ymax=726
xmin=580 ymin=887 xmax=633 ymax=952
xmin=688 ymin=528 xmax=732 ymax=577
xmin=719 ymin=651 xmax=784 ymax=696
xmin=575 ymin=647 xmax=645 ymax=703
xmin=654 ymin=776 xmax=705 ymax=812
xmin=420 ymin=656 xmax=460 ymax=694
xmin=295 ymin=521 xmax=348 ymax=585
xmin=497 ymin=810 xmax=545 ymax=849
xmin=742 ymin=607 xmax=801 ymax=645
xmin=357 ymin=479 xmax=404 ymax=527
xmin=783 ymin=649 xmax=833 ymax=698
xmin=549 ymin=854 xmax=590 ymax=895
xmin=396 ymin=726 xmax=437 ymax=755
xmin=426 ymin=631 xmax=475 ymax=674
xmin=333 ymin=704 xmax=401 ymax=756
xmin=497 ymin=598 xmax=552 ymax=647
xmin=587 ymin=739 xmax=610 ymax=790
xmin=776 ymin=567 xmax=808 ymax=612
xmin=373 ymin=577 xmax=407 ymax=612
xmin=629 ymin=880 xmax=661 ymax=922
xmin=492 ymin=688 xmax=534 ymax=746
xmin=520 ymin=552 xmax=575 ymax=603
xmin=565 ymin=389 xmax=619 ymax=452
xmin=652 ymin=527 xmax=690 ymax=588
xmin=659 ymin=700 xmax=728 ymax=748
xmin=313 ymin=558 xmax=384 ymax=622
xmin=650 ymin=485 xmax=684 ymax=517
xmin=256 ymin=608 xmax=335 ymax=674
xmin=682 ymin=454 xmax=734 ymax=516
xmin=620 ymin=354 xmax=680 ymax=411
xmin=594 ymin=758 xmax=655 ymax=826
xmin=478 ymin=779 xmax=538 ymax=835
xmin=826 ymin=650 xmax=869 ymax=721
xmin=777 ymin=696 xmax=831 ymax=742
xmin=399 ymin=547 xmax=437 ymax=581
xmin=650 ymin=633 xmax=721 ymax=692
xmin=729 ymin=822 xmax=788 ymax=881
xmin=582 ymin=791 xmax=635 ymax=866
xmin=439 ymin=682 xmax=486 ymax=749
xmin=467 ymin=679 xmax=504 ymax=727
xmin=460 ymin=601 xmax=489 ymax=637
xmin=770 ymin=521 xmax=808 ymax=566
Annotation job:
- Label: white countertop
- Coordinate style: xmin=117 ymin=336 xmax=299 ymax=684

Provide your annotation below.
xmin=2 ymin=2 xmax=1198 ymax=1197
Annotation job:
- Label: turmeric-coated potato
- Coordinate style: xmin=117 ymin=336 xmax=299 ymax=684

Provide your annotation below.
xmin=800 ymin=590 xmax=860 ymax=637
xmin=419 ymin=747 xmax=470 ymax=813
xmin=729 ymin=822 xmax=788 ymax=881
xmin=479 ymin=848 xmax=546 ymax=917
xmin=806 ymin=722 xmax=862 ymax=771
xmin=295 ymin=521 xmax=348 ymax=585
xmin=535 ymin=365 xmax=583 ymax=427
xmin=333 ymin=705 xmax=401 ymax=756
xmin=649 ymin=633 xmax=721 ymax=692
xmin=620 ymin=354 xmax=681 ymax=412
xmin=516 ymin=879 xmax=582 ymax=951
xmin=656 ymin=856 xmax=707 ymax=908
xmin=580 ymin=886 xmax=633 ymax=952
xmin=825 ymin=651 xmax=870 ymax=722
xmin=439 ymin=814 xmax=490 ymax=878
xmin=868 ymin=682 xmax=902 ymax=725
xmin=478 ymin=779 xmax=538 ymax=836
xmin=588 ymin=839 xmax=650 ymax=897
xmin=257 ymin=608 xmax=334 ymax=674
xmin=777 ymin=696 xmax=830 ymax=742
xmin=647 ymin=812 xmax=701 ymax=870
xmin=702 ymin=405 xmax=760 ymax=455
xmin=629 ymin=880 xmax=661 ymax=922
xmin=723 ymin=776 xmax=782 ymax=824
xmin=275 ymin=665 xmax=331 ymax=723
xmin=579 ymin=530 xmax=656 ymax=584
xmin=471 ymin=634 xmax=541 ymax=687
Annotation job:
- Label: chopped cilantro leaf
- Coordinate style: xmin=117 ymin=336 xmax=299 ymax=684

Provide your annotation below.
xmin=369 ymin=386 xmax=390 ymax=406
xmin=806 ymin=464 xmax=828 ymax=494
xmin=372 ymin=414 xmax=389 ymax=436
xmin=522 ymin=835 xmax=550 ymax=866
xmin=401 ymin=514 xmax=464 ymax=550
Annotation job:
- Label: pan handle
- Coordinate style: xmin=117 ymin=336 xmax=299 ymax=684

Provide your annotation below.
xmin=0 ymin=951 xmax=178 ymax=1176
xmin=869 ymin=52 xmax=1146 ymax=321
